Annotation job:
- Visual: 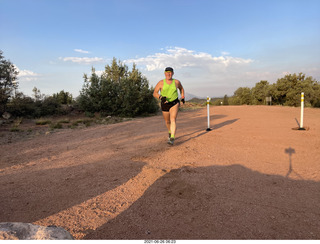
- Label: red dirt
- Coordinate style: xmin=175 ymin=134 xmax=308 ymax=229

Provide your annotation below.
xmin=0 ymin=105 xmax=319 ymax=240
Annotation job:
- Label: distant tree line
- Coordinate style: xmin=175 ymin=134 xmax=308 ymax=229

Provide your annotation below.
xmin=201 ymin=73 xmax=319 ymax=107
xmin=7 ymin=88 xmax=74 ymax=117
xmin=228 ymin=73 xmax=320 ymax=107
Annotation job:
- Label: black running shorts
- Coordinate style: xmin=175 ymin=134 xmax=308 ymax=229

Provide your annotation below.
xmin=161 ymin=98 xmax=180 ymax=112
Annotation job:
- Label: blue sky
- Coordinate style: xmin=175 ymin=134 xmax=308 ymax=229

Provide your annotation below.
xmin=1 ymin=0 xmax=320 ymax=98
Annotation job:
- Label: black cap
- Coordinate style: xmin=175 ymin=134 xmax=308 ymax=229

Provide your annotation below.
xmin=165 ymin=67 xmax=174 ymax=72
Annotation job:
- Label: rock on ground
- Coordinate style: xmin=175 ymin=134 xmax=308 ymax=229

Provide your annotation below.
xmin=0 ymin=222 xmax=74 ymax=240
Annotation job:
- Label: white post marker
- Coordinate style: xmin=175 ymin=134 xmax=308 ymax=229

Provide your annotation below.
xmin=299 ymin=92 xmax=305 ymax=130
xmin=206 ymin=96 xmax=211 ymax=131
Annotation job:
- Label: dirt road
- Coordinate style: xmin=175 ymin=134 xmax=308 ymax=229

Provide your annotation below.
xmin=1 ymin=106 xmax=319 ymax=239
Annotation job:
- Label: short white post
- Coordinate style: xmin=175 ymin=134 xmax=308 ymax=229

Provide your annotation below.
xmin=206 ymin=96 xmax=211 ymax=131
xmin=300 ymin=92 xmax=304 ymax=129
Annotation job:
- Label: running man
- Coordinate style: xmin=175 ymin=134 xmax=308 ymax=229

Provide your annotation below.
xmin=153 ymin=67 xmax=185 ymax=145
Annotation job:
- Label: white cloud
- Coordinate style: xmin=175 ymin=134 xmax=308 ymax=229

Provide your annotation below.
xmin=94 ymin=70 xmax=104 ymax=77
xmin=60 ymin=57 xmax=104 ymax=65
xmin=74 ymin=49 xmax=90 ymax=54
xmin=221 ymin=51 xmax=230 ymax=56
xmin=15 ymin=66 xmax=40 ymax=82
xmin=125 ymin=47 xmax=253 ymax=72
xmin=124 ymin=47 xmax=256 ymax=97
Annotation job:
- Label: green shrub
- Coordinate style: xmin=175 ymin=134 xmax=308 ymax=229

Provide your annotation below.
xmin=79 ymin=58 xmax=158 ymax=117
xmin=10 ymin=127 xmax=21 ymax=132
xmin=36 ymin=119 xmax=51 ymax=125
xmin=50 ymin=122 xmax=63 ymax=129
xmin=58 ymin=119 xmax=70 ymax=124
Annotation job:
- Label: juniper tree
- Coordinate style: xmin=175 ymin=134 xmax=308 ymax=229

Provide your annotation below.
xmin=0 ymin=50 xmax=19 ymax=114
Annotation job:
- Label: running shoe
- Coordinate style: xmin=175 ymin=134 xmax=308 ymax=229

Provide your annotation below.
xmin=168 ymin=137 xmax=175 ymax=145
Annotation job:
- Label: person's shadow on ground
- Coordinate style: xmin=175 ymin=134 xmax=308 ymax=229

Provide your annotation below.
xmin=84 ymin=164 xmax=320 ymax=240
